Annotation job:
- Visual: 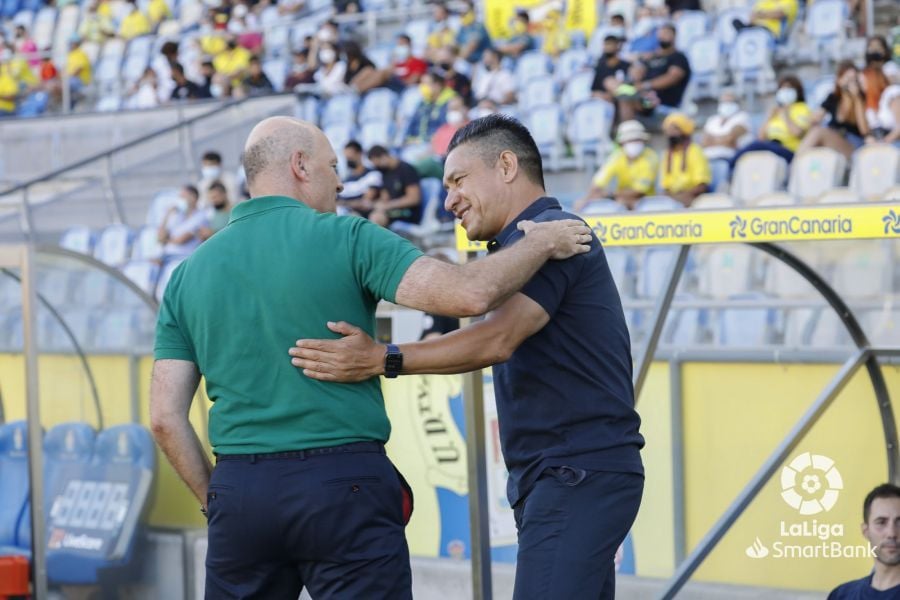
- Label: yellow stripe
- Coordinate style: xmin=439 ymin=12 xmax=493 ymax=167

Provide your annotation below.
xmin=455 ymin=203 xmax=900 ymax=250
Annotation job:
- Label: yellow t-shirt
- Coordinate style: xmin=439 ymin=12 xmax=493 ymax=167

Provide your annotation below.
xmin=97 ymin=0 xmax=113 ymax=18
xmin=0 ymin=67 xmax=19 ymax=113
xmin=764 ymin=102 xmax=812 ymax=152
xmin=427 ymin=27 xmax=456 ymax=50
xmin=201 ymin=34 xmax=228 ymax=57
xmin=9 ymin=57 xmax=37 ymax=87
xmin=753 ymin=0 xmax=798 ymax=38
xmin=592 ymin=147 xmax=659 ymax=195
xmin=67 ymin=48 xmax=93 ymax=85
xmin=213 ymin=46 xmax=252 ymax=87
xmin=541 ymin=27 xmax=571 ymax=57
xmin=661 ymin=143 xmax=711 ymax=194
xmin=119 ymin=10 xmax=151 ymax=40
xmin=147 ymin=0 xmax=171 ymax=25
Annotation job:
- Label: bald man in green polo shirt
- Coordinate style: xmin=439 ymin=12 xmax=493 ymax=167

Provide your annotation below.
xmin=149 ymin=116 xmax=592 ymax=599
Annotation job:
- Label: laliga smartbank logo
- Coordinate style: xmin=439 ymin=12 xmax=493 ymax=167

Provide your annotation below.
xmin=729 ymin=213 xmax=853 ymax=239
xmin=744 ymin=452 xmax=876 ymax=560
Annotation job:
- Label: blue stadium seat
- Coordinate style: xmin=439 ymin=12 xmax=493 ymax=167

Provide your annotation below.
xmin=94 ymin=224 xmax=133 ymax=267
xmin=686 ymin=37 xmax=721 ymax=101
xmin=95 ymin=38 xmax=127 ymax=94
xmin=566 ymin=98 xmax=614 ymax=171
xmin=554 ymin=48 xmax=590 ymax=83
xmin=389 ymin=177 xmax=450 ymax=240
xmin=145 ymin=189 xmax=181 ymax=227
xmin=120 ymin=260 xmax=159 ymax=300
xmin=60 ymin=226 xmax=95 ymax=255
xmin=320 ymin=93 xmax=359 ymax=128
xmin=396 ymin=85 xmax=422 ymax=129
xmin=31 ymin=6 xmax=56 ymax=51
xmin=0 ymin=421 xmax=31 ymax=554
xmin=359 ymin=120 xmax=395 ymax=150
xmin=714 ymin=7 xmax=751 ymax=48
xmin=560 ymin=70 xmax=595 ymax=112
xmin=404 ymin=19 xmax=431 ymax=57
xmin=71 ymin=269 xmax=113 ymax=308
xmin=358 ymin=88 xmax=399 ymax=125
xmin=263 ymin=58 xmax=287 ymax=92
xmin=730 ymin=28 xmax=776 ymax=100
xmin=525 ymin=105 xmax=564 ymax=171
xmin=323 ymin=122 xmax=355 ymax=155
xmin=666 ymin=301 xmax=708 ymax=347
xmin=514 ymin=51 xmax=551 ymax=88
xmin=1 ymin=0 xmax=21 ymax=19
xmin=806 ymin=76 xmax=835 ymax=115
xmin=788 ymin=148 xmax=847 ymax=203
xmin=805 ymin=0 xmax=849 ymax=68
xmin=519 ymin=75 xmax=557 ymax=111
xmin=37 ymin=268 xmax=73 ymax=307
xmin=22 ymin=0 xmax=43 ymax=12
xmin=675 ymin=10 xmax=709 ymax=52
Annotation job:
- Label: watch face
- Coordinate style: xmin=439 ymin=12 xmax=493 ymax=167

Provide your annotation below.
xmin=386 ymin=354 xmax=403 ymax=371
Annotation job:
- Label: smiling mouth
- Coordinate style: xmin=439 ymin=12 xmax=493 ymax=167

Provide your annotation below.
xmin=457 ymin=207 xmax=470 ymax=221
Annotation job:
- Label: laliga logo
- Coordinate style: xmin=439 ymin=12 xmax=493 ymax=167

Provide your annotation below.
xmin=883 ymin=210 xmax=900 ymax=235
xmin=780 ymin=452 xmax=843 ymax=515
xmin=592 ymin=222 xmax=608 ymax=244
xmin=730 ymin=215 xmax=747 ymax=239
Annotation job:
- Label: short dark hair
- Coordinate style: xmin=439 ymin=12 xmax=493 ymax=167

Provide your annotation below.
xmin=516 ymin=10 xmax=529 ymax=23
xmin=778 ymin=74 xmax=805 ymax=102
xmin=367 ymin=145 xmax=390 ymax=159
xmin=864 ymin=484 xmax=900 ymax=523
xmin=249 ymin=55 xmax=260 ymax=65
xmin=202 ymin=151 xmax=222 ymax=164
xmin=171 ymin=62 xmax=185 ymax=76
xmin=446 ymin=114 xmax=545 ymax=188
xmin=397 ymin=33 xmax=411 ymax=44
xmin=183 ymin=184 xmax=199 ymax=199
xmin=344 ymin=140 xmax=363 ymax=153
xmin=208 ymin=180 xmax=227 ymax=194
xmin=659 ymin=23 xmax=676 ymax=35
xmin=160 ymin=41 xmax=179 ymax=57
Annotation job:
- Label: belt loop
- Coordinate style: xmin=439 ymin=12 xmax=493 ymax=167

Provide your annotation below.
xmin=250 ymin=454 xmax=257 ymax=464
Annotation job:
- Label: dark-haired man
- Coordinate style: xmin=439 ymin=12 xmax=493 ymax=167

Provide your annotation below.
xmin=620 ymin=23 xmax=690 ymax=121
xmin=366 ymin=145 xmax=422 ymax=228
xmin=338 ymin=140 xmax=381 ymax=215
xmin=828 ymin=484 xmax=900 ymax=598
xmin=290 ymin=115 xmax=644 ymax=600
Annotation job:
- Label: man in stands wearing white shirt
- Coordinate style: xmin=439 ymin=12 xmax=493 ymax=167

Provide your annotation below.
xmin=198 ymin=150 xmax=241 ymax=207
xmin=472 ymin=47 xmax=516 ymax=106
xmin=701 ymin=88 xmax=752 ymax=191
xmin=157 ymin=185 xmax=209 ymax=263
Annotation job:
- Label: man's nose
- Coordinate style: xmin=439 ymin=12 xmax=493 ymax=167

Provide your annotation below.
xmin=444 ymin=190 xmax=457 ymax=212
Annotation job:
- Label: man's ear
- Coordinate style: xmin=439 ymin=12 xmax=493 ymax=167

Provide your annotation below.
xmin=291 ymin=150 xmax=307 ymax=182
xmin=499 ymin=150 xmax=518 ymax=183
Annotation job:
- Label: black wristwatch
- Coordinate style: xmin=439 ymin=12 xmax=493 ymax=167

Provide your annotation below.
xmin=384 ymin=344 xmax=403 ymax=378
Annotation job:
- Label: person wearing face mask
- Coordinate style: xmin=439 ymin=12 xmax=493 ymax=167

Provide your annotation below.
xmin=622 ymin=24 xmax=690 ymax=121
xmin=311 ymin=40 xmax=349 ymax=97
xmin=341 ymin=40 xmax=379 ymax=93
xmin=212 ymin=36 xmax=252 ymax=97
xmin=338 ymin=140 xmax=382 ymax=216
xmin=456 ymin=0 xmax=490 ymax=64
xmin=284 ymin=48 xmax=315 ymax=89
xmin=730 ymin=75 xmax=811 ymax=170
xmin=366 ymin=145 xmax=422 ymax=228
xmin=472 ymin=47 xmax=516 ymax=106
xmin=406 ymin=70 xmax=458 ymax=145
xmin=861 ymin=36 xmax=893 ymax=127
xmin=426 ymin=3 xmax=456 ymax=63
xmin=732 ymin=0 xmax=798 ymax=41
xmin=797 ymin=61 xmax=869 ymax=159
xmin=591 ymin=34 xmax=631 ymax=104
xmin=64 ymin=35 xmax=92 ymax=107
xmin=575 ymin=120 xmax=659 ymax=212
xmin=541 ymin=9 xmax=571 ymax=59
xmin=198 ymin=181 xmax=232 ymax=240
xmin=147 ymin=0 xmax=172 ymax=29
xmin=496 ymin=11 xmax=535 ymax=59
xmin=157 ymin=184 xmax=209 ymax=263
xmin=118 ymin=0 xmax=151 ymax=40
xmin=435 ymin=45 xmax=472 ymax=105
xmin=13 ymin=26 xmax=38 ymax=68
xmin=659 ymin=113 xmax=710 ymax=207
xmin=0 ymin=48 xmax=19 ymax=117
xmin=198 ymin=151 xmax=241 ymax=206
xmin=430 ymin=95 xmax=469 ymax=159
xmin=701 ymin=89 xmax=751 ymax=191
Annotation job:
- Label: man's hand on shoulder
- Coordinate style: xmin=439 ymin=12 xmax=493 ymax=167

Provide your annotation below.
xmin=518 ymin=218 xmax=593 ymax=260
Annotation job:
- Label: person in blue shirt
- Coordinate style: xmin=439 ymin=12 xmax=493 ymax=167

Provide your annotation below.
xmin=456 ymin=0 xmax=491 ymax=64
xmin=828 ymin=484 xmax=900 ymax=599
xmin=496 ymin=10 xmax=535 ymax=59
xmin=289 ymin=115 xmax=645 ymax=600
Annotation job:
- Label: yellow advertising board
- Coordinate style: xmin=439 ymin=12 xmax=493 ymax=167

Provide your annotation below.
xmin=455 ymin=203 xmax=900 ymax=251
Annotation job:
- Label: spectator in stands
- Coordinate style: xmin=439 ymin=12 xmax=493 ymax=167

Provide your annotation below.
xmin=366 ymin=145 xmax=423 ymax=228
xmin=456 ymin=0 xmax=491 ymax=64
xmin=79 ymin=1 xmax=115 ymax=43
xmin=730 ymin=75 xmax=811 ymax=168
xmin=199 ymin=21 xmax=228 ymax=57
xmin=239 ymin=56 xmax=274 ymax=97
xmin=387 ymin=34 xmax=428 ymax=88
xmin=65 ymin=36 xmax=92 ymax=106
xmin=341 ymin=40 xmax=379 ymax=94
xmin=227 ymin=3 xmax=258 ymax=35
xmin=199 ymin=150 xmax=241 ymax=206
xmin=426 ymin=3 xmax=456 ymax=62
xmin=574 ymin=120 xmax=658 ymax=211
xmin=0 ymin=49 xmax=18 ymax=117
xmin=469 ymin=98 xmax=499 ymax=120
xmin=147 ymin=0 xmax=172 ymax=30
xmin=406 ymin=70 xmax=457 ymax=145
xmin=310 ymin=40 xmax=349 ymax=97
xmin=126 ymin=66 xmax=160 ymax=109
xmin=797 ymin=61 xmax=869 ymax=159
xmin=827 ymin=484 xmax=900 ymax=599
xmin=284 ymin=49 xmax=315 ymax=89
xmin=659 ymin=113 xmax=710 ymax=206
xmin=732 ymin=0 xmax=798 ymax=42
xmin=472 ymin=48 xmax=516 ymax=106
xmin=335 ymin=0 xmax=360 ymax=13
xmin=338 ymin=140 xmax=382 ymax=216
xmin=627 ymin=7 xmax=662 ymax=56
xmin=170 ymin=63 xmax=203 ymax=101
xmin=197 ymin=60 xmax=216 ymax=98
xmin=13 ymin=26 xmax=38 ymax=68
xmin=701 ymin=88 xmax=751 ymax=191
xmin=157 ymin=185 xmax=209 ymax=262
xmin=496 ymin=10 xmax=535 ymax=59
xmin=431 ymin=95 xmax=468 ymax=158
xmin=199 ymin=181 xmax=231 ymax=240
xmin=213 ymin=37 xmax=252 ymax=97
xmin=666 ymin=0 xmax=701 ymax=16
xmin=277 ymin=0 xmax=306 ymax=17
xmin=435 ymin=46 xmax=472 ymax=106
xmin=591 ymin=34 xmax=631 ymax=104
xmin=862 ymin=36 xmax=894 ymax=125
xmin=119 ymin=0 xmax=152 ymax=40
xmin=39 ymin=53 xmax=60 ymax=101
xmin=620 ymin=24 xmax=691 ymax=122
xmin=871 ymin=81 xmax=900 ymax=146
xmin=541 ymin=9 xmax=571 ymax=59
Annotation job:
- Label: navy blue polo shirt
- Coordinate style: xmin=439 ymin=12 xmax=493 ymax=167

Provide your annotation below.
xmin=488 ymin=197 xmax=644 ymax=508
xmin=828 ymin=575 xmax=900 ymax=599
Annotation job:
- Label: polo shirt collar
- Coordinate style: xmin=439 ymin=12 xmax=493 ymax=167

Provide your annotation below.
xmin=487 ymin=197 xmax=561 ymax=253
xmin=228 ymin=195 xmax=310 ymax=224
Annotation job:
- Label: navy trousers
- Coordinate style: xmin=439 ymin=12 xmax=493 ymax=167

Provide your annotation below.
xmin=205 ymin=442 xmax=413 ymax=599
xmin=512 ymin=468 xmax=644 ymax=600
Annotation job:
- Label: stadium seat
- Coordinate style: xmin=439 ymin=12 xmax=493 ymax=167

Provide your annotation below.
xmin=155 ymin=258 xmax=183 ymax=301
xmin=717 ymin=293 xmax=779 ymax=346
xmin=320 ymin=93 xmax=359 ymax=128
xmin=72 ymin=269 xmax=114 ymax=307
xmin=404 ymin=19 xmax=431 ymax=57
xmin=519 ymin=75 xmax=557 ymax=111
xmin=262 ymin=58 xmax=287 ymax=93
xmin=60 ymin=226 xmax=95 ymax=254
xmin=587 ymin=25 xmax=621 ymax=60
xmin=0 ymin=274 xmax=20 ymax=308
xmin=696 ymin=245 xmax=756 ymax=298
xmin=0 ymin=421 xmax=31 ymax=555
xmin=762 ymin=243 xmax=820 ymax=298
xmin=866 ymin=309 xmax=900 ymax=346
xmin=806 ymin=76 xmax=836 ymax=116
xmin=389 ymin=177 xmax=451 ymax=244
xmin=805 ymin=0 xmax=849 ymax=68
xmin=37 ymin=268 xmax=73 ymax=307
xmin=32 ymin=7 xmax=57 ymax=53
xmin=675 ymin=10 xmax=709 ymax=52
xmin=714 ymin=7 xmax=751 ymax=48
xmin=359 ymin=120 xmax=394 ymax=150
xmin=754 ymin=193 xmax=795 ymax=206
xmin=883 ymin=187 xmax=900 ymax=201
xmin=120 ymin=260 xmax=159 ymax=300
xmin=686 ymin=37 xmax=721 ymax=101
xmin=635 ymin=196 xmax=683 ymax=212
xmin=514 ymin=51 xmax=552 ymax=88
xmin=525 ymin=105 xmax=564 ymax=171
xmin=11 ymin=9 xmax=34 ymax=31
xmin=560 ymin=70 xmax=594 ymax=111
xmin=323 ymin=122 xmax=355 ymax=154
xmin=604 ymin=248 xmax=634 ymax=298
xmin=80 ymin=41 xmax=102 ymax=66
xmin=731 ymin=151 xmax=788 ymax=205
xmin=396 ymin=85 xmax=422 ymax=128
xmin=691 ymin=194 xmax=735 ymax=209
xmin=96 ymin=95 xmax=124 ymax=112
xmin=1 ymin=0 xmax=21 ymax=19
xmin=179 ymin=0 xmax=205 ymax=31
xmin=789 ymin=148 xmax=847 ymax=203
xmin=92 ymin=308 xmax=138 ymax=350
xmin=145 ymin=189 xmax=181 ymax=227
xmin=367 ymin=44 xmax=393 ymax=70
xmin=849 ymin=144 xmax=900 ymax=201
xmin=554 ymin=48 xmax=590 ymax=83
xmin=832 ymin=244 xmax=888 ymax=299
xmin=607 ymin=0 xmax=637 ymax=26
xmin=637 ymin=248 xmax=688 ymax=298
xmin=730 ymin=28 xmax=776 ymax=100
xmin=566 ymin=98 xmax=614 ymax=171
xmin=581 ymin=198 xmax=624 ymax=215
xmin=358 ymin=88 xmax=399 ymax=125
xmin=94 ymin=224 xmax=133 ymax=267
xmin=51 ymin=5 xmax=81 ymax=65
xmin=816 ymin=187 xmax=861 ymax=204
xmin=96 ymin=39 xmax=128 ymax=94
xmin=664 ymin=294 xmax=708 ymax=346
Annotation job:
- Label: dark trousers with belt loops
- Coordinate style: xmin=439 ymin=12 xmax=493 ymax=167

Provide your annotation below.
xmin=205 ymin=441 xmax=414 ymax=600
xmin=512 ymin=467 xmax=644 ymax=600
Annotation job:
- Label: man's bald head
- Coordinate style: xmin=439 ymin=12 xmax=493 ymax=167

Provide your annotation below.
xmin=242 ymin=117 xmax=320 ymax=188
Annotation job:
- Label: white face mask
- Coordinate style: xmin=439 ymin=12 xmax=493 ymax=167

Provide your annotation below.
xmin=446 ymin=110 xmax=464 ymax=126
xmin=393 ymin=45 xmax=410 ymax=61
xmin=319 ymin=48 xmax=336 ymax=64
xmin=622 ymin=141 xmax=645 ymax=159
xmin=775 ymin=87 xmax=797 ymax=106
xmin=210 ymin=83 xmax=223 ymax=98
xmin=174 ymin=198 xmax=189 ymax=212
xmin=718 ymin=101 xmax=739 ymax=118
xmin=201 ymin=165 xmax=221 ymax=179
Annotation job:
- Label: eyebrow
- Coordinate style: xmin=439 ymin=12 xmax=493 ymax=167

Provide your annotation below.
xmin=443 ymin=169 xmax=465 ymax=187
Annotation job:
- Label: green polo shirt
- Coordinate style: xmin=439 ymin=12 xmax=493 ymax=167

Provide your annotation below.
xmin=154 ymin=196 xmax=423 ymax=454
